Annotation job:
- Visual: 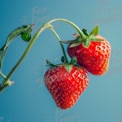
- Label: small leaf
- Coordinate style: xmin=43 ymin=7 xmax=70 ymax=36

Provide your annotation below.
xmin=0 ymin=24 xmax=33 ymax=70
xmin=6 ymin=24 xmax=33 ymax=45
xmin=2 ymin=24 xmax=33 ymax=55
xmin=89 ymin=25 xmax=99 ymax=36
xmin=64 ymin=64 xmax=72 ymax=72
xmin=21 ymin=28 xmax=32 ymax=42
xmin=82 ymin=28 xmax=89 ymax=36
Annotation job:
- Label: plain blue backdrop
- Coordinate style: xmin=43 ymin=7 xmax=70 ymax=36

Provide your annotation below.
xmin=0 ymin=0 xmax=122 ymax=122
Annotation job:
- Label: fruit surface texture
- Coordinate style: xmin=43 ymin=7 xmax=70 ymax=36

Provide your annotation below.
xmin=68 ymin=35 xmax=111 ymax=75
xmin=44 ymin=65 xmax=89 ymax=109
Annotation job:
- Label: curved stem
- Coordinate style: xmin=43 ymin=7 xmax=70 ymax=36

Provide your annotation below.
xmin=48 ymin=18 xmax=86 ymax=39
xmin=0 ymin=72 xmax=6 ymax=79
xmin=2 ymin=23 xmax=52 ymax=84
xmin=1 ymin=18 xmax=85 ymax=91
xmin=49 ymin=27 xmax=68 ymax=63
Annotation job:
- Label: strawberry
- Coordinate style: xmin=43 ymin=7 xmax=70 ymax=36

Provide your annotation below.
xmin=44 ymin=59 xmax=88 ymax=109
xmin=62 ymin=26 xmax=111 ymax=75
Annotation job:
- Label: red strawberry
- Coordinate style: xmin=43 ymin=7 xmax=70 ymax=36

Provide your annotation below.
xmin=68 ymin=35 xmax=111 ymax=75
xmin=44 ymin=64 xmax=88 ymax=109
xmin=64 ymin=26 xmax=111 ymax=75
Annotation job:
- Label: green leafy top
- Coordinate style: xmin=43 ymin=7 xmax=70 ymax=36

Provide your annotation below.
xmin=46 ymin=57 xmax=78 ymax=72
xmin=61 ymin=25 xmax=104 ymax=48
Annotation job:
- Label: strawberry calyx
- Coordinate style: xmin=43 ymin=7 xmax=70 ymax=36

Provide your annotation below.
xmin=64 ymin=57 xmax=78 ymax=72
xmin=46 ymin=57 xmax=78 ymax=72
xmin=61 ymin=25 xmax=104 ymax=48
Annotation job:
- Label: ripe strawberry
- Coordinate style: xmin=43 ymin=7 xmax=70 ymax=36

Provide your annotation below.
xmin=64 ymin=26 xmax=111 ymax=75
xmin=44 ymin=63 xmax=88 ymax=109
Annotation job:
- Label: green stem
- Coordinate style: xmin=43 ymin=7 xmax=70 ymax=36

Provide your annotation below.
xmin=0 ymin=18 xmax=85 ymax=92
xmin=48 ymin=18 xmax=86 ymax=39
xmin=49 ymin=27 xmax=68 ymax=63
xmin=0 ymin=72 xmax=6 ymax=79
xmin=2 ymin=23 xmax=52 ymax=84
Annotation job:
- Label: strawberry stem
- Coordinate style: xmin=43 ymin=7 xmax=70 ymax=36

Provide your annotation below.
xmin=0 ymin=18 xmax=85 ymax=93
xmin=48 ymin=18 xmax=86 ymax=39
xmin=49 ymin=27 xmax=69 ymax=63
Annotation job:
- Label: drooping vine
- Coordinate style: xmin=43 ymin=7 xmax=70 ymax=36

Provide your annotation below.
xmin=0 ymin=18 xmax=87 ymax=93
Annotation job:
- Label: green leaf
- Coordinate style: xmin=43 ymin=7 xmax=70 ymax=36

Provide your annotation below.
xmin=64 ymin=64 xmax=72 ymax=72
xmin=21 ymin=27 xmax=32 ymax=42
xmin=0 ymin=24 xmax=33 ymax=70
xmin=3 ymin=24 xmax=33 ymax=54
xmin=5 ymin=24 xmax=33 ymax=46
xmin=82 ymin=28 xmax=89 ymax=36
xmin=89 ymin=25 xmax=99 ymax=36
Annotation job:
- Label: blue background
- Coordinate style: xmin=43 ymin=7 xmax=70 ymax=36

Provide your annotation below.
xmin=0 ymin=0 xmax=122 ymax=122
